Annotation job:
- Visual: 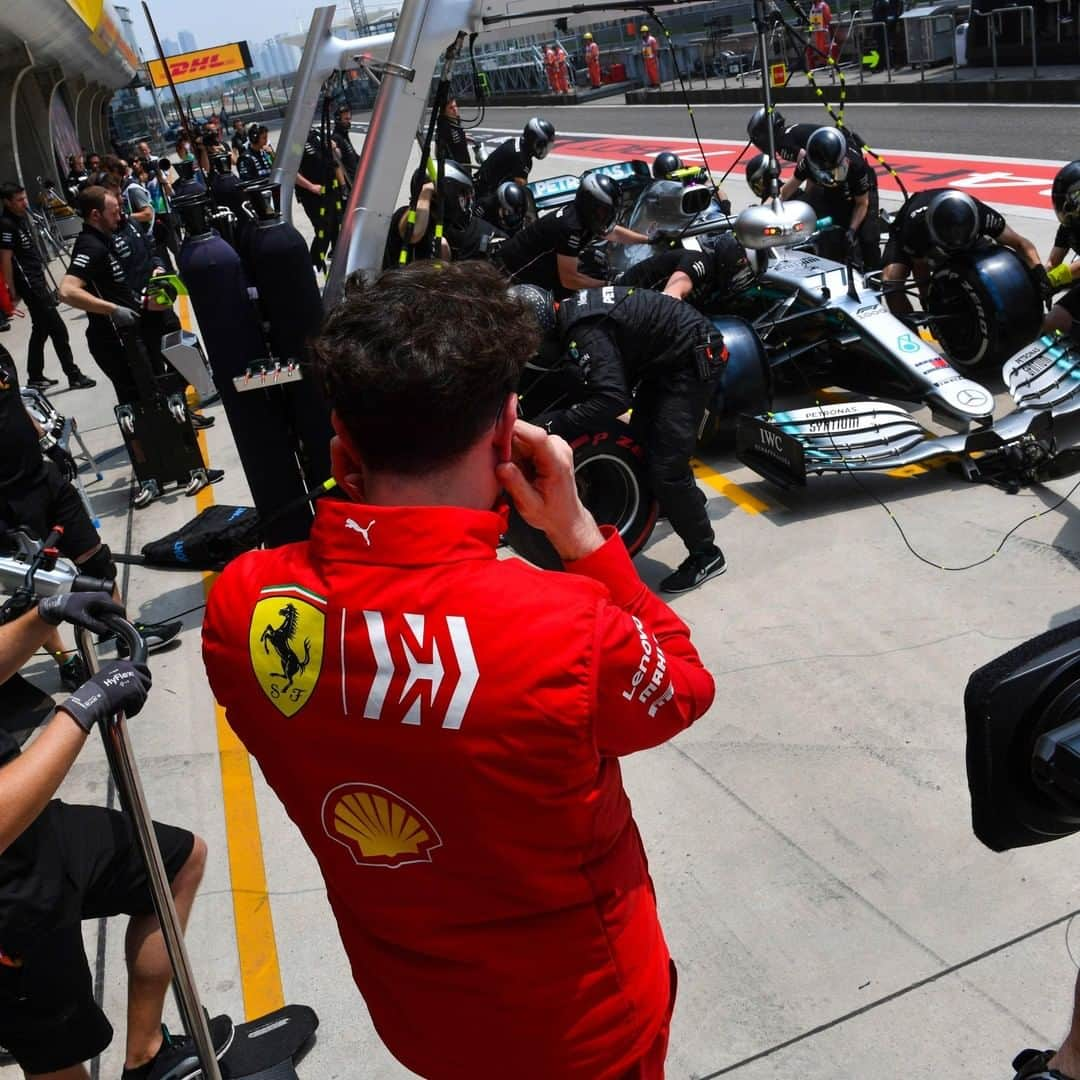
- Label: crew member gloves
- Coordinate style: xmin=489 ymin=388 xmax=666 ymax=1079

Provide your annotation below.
xmin=1047 ymin=262 xmax=1074 ymax=291
xmin=61 ymin=660 xmax=152 ymax=733
xmin=38 ymin=591 xmax=123 ymax=636
xmin=110 ymin=306 xmax=139 ymax=329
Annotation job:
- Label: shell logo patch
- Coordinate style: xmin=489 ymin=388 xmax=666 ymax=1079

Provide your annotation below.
xmin=248 ymin=585 xmax=326 ymax=718
xmin=321 ymin=783 xmax=442 ymax=868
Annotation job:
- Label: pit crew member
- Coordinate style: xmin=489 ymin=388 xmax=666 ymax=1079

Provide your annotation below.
xmin=523 ymin=283 xmax=729 ymax=593
xmin=0 ymin=591 xmax=224 ymax=1080
xmin=1043 ymin=160 xmax=1080 ymax=334
xmin=881 ymin=187 xmax=1042 ymax=317
xmin=496 ymin=173 xmax=649 ymax=299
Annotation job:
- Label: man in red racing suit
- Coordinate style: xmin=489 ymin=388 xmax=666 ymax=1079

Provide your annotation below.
xmin=202 ymin=260 xmax=715 ymax=1079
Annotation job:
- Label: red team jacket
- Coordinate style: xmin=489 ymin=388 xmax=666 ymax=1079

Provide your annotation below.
xmin=203 ymin=500 xmax=715 ymax=1078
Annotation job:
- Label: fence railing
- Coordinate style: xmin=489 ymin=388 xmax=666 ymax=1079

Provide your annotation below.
xmin=971 ymin=4 xmax=1037 ymax=78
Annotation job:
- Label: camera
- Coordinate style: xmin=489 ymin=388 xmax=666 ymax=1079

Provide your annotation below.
xmin=965 ymin=620 xmax=1080 ymax=851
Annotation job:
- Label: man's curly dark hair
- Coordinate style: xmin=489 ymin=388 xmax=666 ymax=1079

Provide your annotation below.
xmin=312 ymin=261 xmax=539 ymax=476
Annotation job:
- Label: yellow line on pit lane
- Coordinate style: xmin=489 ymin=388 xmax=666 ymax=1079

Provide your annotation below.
xmin=181 ymin=294 xmax=286 ymax=1021
xmin=692 ymin=459 xmax=773 ymax=514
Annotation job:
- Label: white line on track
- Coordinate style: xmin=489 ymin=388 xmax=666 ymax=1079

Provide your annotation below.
xmin=563 ymin=100 xmax=1080 ymax=109
xmin=472 ymin=126 xmax=1068 ymax=168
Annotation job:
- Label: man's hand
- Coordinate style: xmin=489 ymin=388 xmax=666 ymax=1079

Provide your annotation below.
xmin=496 ymin=420 xmax=605 ymax=563
xmin=38 ymin=591 xmax=122 ymax=636
xmin=60 ymin=660 xmax=152 ymax=733
xmin=110 ymin=306 xmax=139 ymax=329
xmin=45 ymin=443 xmax=78 ymax=482
xmin=845 ymin=228 xmax=861 ymax=265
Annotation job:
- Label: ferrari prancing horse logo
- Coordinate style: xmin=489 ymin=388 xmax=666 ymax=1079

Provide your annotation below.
xmin=248 ymin=585 xmax=326 ymax=717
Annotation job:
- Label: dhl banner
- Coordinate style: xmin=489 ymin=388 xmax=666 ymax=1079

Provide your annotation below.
xmin=146 ymin=41 xmax=252 ymax=88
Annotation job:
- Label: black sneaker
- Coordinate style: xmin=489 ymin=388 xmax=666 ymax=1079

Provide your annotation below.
xmin=28 ymin=376 xmax=59 ymax=390
xmin=112 ymin=619 xmax=183 ymax=657
xmin=122 ymin=1012 xmax=235 ymax=1080
xmin=1013 ymin=1048 xmax=1075 ymax=1079
xmin=188 ymin=410 xmax=214 ymax=430
xmin=68 ymin=373 xmax=97 ymax=390
xmin=58 ymin=654 xmax=88 ymax=692
xmin=659 ymin=546 xmax=727 ymax=595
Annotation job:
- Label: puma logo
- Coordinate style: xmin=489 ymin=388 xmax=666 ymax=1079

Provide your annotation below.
xmin=345 ymin=518 xmax=376 ymax=546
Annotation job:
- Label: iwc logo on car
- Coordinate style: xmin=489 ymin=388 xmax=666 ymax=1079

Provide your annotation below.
xmin=321 ymin=782 xmax=442 ymax=868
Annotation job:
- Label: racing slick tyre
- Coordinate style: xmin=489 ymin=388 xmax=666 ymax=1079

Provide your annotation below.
xmin=927 ymin=247 xmax=1043 ymax=371
xmin=505 ymin=422 xmax=658 ymax=571
xmin=698 ymin=316 xmax=772 ymax=450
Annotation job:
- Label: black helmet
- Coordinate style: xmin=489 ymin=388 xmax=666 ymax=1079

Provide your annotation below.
xmin=575 ymin=173 xmax=620 ymax=237
xmin=745 ymin=152 xmax=779 ymax=199
xmin=508 ymin=284 xmax=557 ymax=336
xmin=1052 ymin=160 xmax=1080 ymax=228
xmin=701 ymin=233 xmax=758 ymax=295
xmin=804 ymin=127 xmax=850 ymax=188
xmin=523 ymin=117 xmax=556 ymax=161
xmin=496 ymin=181 xmax=528 ymax=229
xmin=439 ymin=160 xmax=474 ymax=226
xmin=652 ymin=151 xmax=683 ymax=180
xmin=926 ymin=189 xmax=980 ymax=252
xmin=747 ymin=106 xmax=786 ymax=153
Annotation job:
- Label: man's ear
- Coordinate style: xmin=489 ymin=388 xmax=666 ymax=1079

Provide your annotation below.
xmin=330 ymin=411 xmax=365 ymax=501
xmin=494 ymin=393 xmax=517 ymax=464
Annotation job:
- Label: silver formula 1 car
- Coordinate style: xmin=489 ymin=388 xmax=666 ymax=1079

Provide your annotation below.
xmin=527 ymin=161 xmax=1079 ymax=495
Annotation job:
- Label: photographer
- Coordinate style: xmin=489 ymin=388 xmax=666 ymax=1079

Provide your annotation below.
xmin=203 ymin=259 xmax=714 ymax=1080
xmin=0 ymin=182 xmax=96 ymax=392
xmin=230 ymin=118 xmax=249 ymax=159
xmin=64 ymin=155 xmax=88 ymax=203
xmin=141 ymin=153 xmax=179 ymax=266
xmin=0 ymin=592 xmax=230 ymax=1079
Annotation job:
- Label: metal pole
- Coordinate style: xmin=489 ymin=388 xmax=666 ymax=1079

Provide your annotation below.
xmin=1029 ymin=6 xmax=1037 ymax=79
xmin=754 ymin=0 xmax=781 ymax=201
xmin=953 ymin=11 xmax=958 ymax=79
xmin=74 ymin=623 xmax=223 ymax=1080
xmin=141 ymin=2 xmax=197 ymax=148
xmin=332 ymin=0 xmax=484 ymax=293
xmin=991 ymin=12 xmax=998 ymax=78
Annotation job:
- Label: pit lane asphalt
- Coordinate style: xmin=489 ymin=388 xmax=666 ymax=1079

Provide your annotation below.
xmin=466 ymin=101 xmax=1072 ymax=160
xmin=2 ymin=119 xmax=1078 ymax=1080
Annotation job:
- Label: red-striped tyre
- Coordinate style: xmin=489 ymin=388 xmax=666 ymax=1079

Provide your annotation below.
xmin=505 ymin=422 xmax=658 ymax=570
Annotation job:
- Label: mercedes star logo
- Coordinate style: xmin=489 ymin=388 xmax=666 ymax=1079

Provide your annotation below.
xmin=956 ymin=388 xmax=990 ymax=408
